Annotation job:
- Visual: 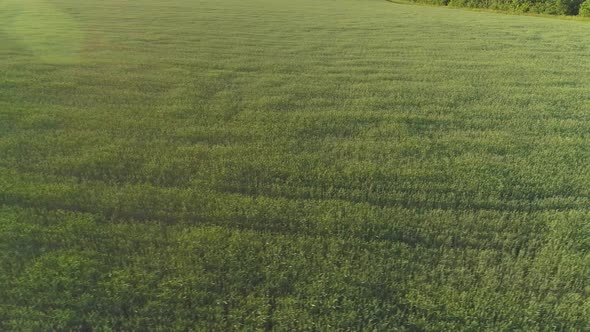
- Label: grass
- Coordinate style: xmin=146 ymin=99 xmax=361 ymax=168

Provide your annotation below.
xmin=1 ymin=0 xmax=590 ymax=330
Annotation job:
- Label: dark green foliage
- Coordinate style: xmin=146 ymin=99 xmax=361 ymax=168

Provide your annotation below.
xmin=2 ymin=0 xmax=590 ymax=330
xmin=409 ymin=0 xmax=586 ymax=15
xmin=410 ymin=0 xmax=450 ymax=5
xmin=559 ymin=0 xmax=586 ymax=14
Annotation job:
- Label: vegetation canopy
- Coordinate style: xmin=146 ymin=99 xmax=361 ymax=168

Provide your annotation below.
xmin=406 ymin=0 xmax=590 ymax=15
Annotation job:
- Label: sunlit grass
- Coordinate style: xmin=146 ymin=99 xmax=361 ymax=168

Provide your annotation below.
xmin=1 ymin=0 xmax=83 ymax=64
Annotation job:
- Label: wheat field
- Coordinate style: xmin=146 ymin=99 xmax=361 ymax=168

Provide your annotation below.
xmin=1 ymin=0 xmax=589 ymax=330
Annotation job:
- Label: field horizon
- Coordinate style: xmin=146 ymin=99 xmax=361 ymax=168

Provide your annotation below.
xmin=1 ymin=0 xmax=590 ymax=330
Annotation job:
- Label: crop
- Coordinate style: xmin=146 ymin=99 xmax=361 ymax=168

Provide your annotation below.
xmin=1 ymin=0 xmax=589 ymax=330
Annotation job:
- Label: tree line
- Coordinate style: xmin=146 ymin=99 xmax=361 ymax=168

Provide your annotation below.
xmin=407 ymin=0 xmax=590 ymax=16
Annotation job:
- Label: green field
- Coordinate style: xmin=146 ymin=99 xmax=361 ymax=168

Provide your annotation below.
xmin=2 ymin=0 xmax=590 ymax=330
